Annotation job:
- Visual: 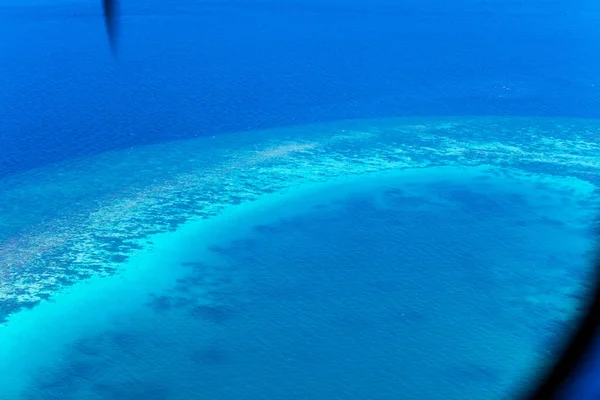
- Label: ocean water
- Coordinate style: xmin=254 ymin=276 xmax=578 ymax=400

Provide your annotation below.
xmin=0 ymin=117 xmax=599 ymax=399
xmin=1 ymin=0 xmax=600 ymax=176
xmin=1 ymin=1 xmax=600 ymax=399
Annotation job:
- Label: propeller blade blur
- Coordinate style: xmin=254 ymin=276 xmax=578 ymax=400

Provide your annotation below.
xmin=102 ymin=0 xmax=119 ymax=56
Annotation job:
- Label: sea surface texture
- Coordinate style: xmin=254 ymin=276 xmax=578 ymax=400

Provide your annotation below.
xmin=1 ymin=1 xmax=600 ymax=400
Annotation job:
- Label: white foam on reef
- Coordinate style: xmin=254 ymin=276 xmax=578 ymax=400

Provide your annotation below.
xmin=0 ymin=116 xmax=598 ymax=307
xmin=0 ymin=116 xmax=599 ymax=396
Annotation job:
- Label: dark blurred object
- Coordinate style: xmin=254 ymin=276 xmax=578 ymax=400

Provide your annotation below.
xmin=524 ymin=237 xmax=600 ymax=400
xmin=524 ymin=268 xmax=600 ymax=399
xmin=102 ymin=0 xmax=119 ymax=56
xmin=558 ymin=332 xmax=600 ymax=399
xmin=522 ymin=218 xmax=600 ymax=399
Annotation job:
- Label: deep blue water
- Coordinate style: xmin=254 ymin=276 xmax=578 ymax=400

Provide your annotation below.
xmin=1 ymin=0 xmax=600 ymax=176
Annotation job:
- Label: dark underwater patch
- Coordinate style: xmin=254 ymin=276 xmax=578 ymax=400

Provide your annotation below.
xmin=110 ymin=254 xmax=128 ymax=263
xmin=444 ymin=188 xmax=507 ymax=216
xmin=109 ymin=331 xmax=148 ymax=355
xmin=0 ymin=298 xmax=31 ymax=324
xmin=381 ymin=188 xmax=405 ymax=200
xmin=208 ymin=244 xmax=230 ymax=255
xmin=253 ymin=224 xmax=280 ymax=234
xmin=31 ymin=358 xmax=105 ymax=400
xmin=72 ymin=336 xmax=104 ymax=357
xmin=188 ymin=304 xmax=238 ymax=325
xmin=147 ymin=294 xmax=194 ymax=313
xmin=174 ymin=275 xmax=206 ymax=292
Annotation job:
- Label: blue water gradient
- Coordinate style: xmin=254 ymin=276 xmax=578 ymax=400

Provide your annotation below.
xmin=1 ymin=1 xmax=600 ymax=399
xmin=1 ymin=0 xmax=600 ymax=176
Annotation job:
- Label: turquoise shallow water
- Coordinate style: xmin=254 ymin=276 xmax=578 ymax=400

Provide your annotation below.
xmin=0 ymin=117 xmax=598 ymax=399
